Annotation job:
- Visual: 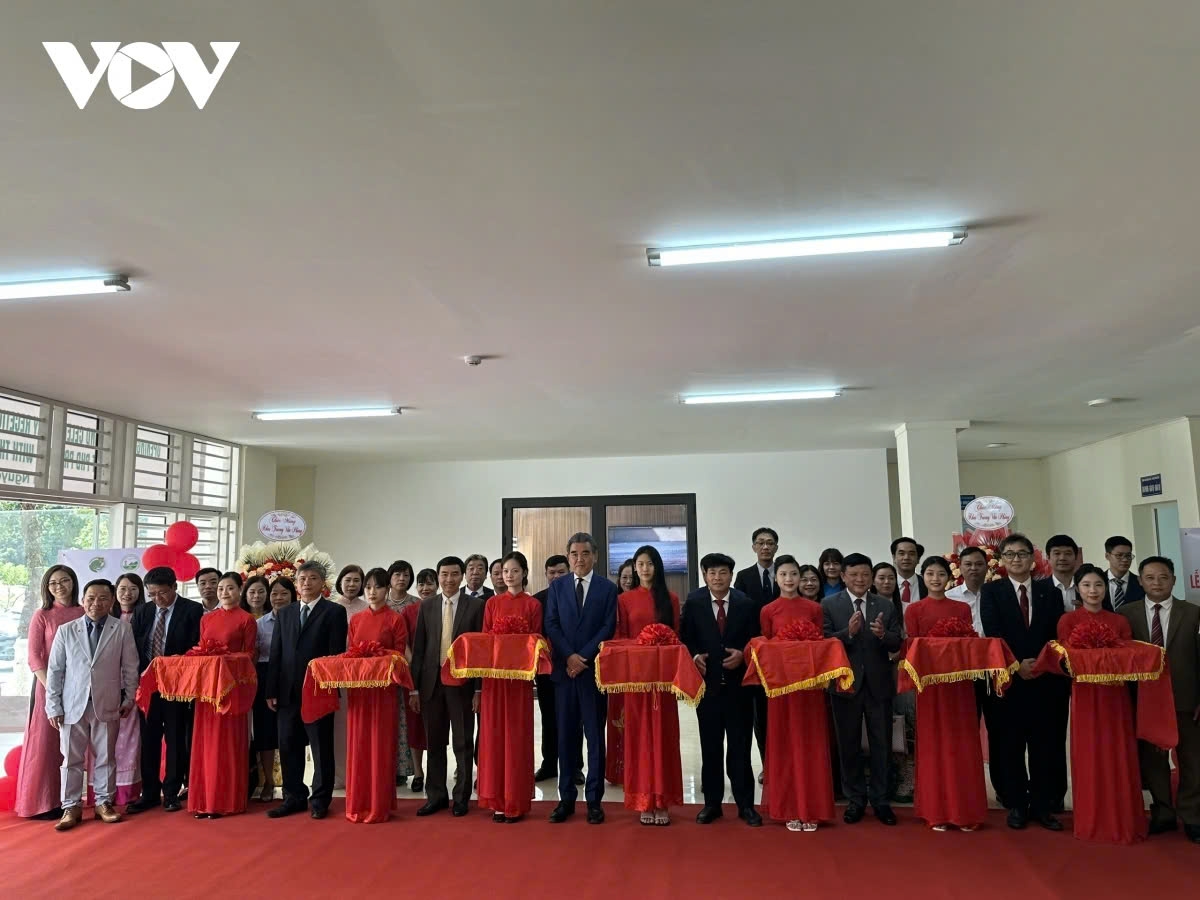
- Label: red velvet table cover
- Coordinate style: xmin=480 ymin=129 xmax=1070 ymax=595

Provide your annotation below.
xmin=136 ymin=652 xmax=257 ymax=716
xmin=440 ymin=632 xmax=551 ymax=686
xmin=898 ymin=637 xmax=1018 ymax=696
xmin=593 ymin=640 xmax=705 ymax=707
xmin=1033 ymin=640 xmax=1178 ymax=749
xmin=301 ymin=653 xmax=414 ymax=724
xmin=742 ymin=637 xmax=855 ymax=694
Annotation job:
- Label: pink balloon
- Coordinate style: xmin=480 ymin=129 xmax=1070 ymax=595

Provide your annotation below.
xmin=2 ymin=744 xmax=20 ymax=778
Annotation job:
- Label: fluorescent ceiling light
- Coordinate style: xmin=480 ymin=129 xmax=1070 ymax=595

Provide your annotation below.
xmin=681 ymin=389 xmax=840 ymax=406
xmin=252 ymin=407 xmax=401 ymax=421
xmin=647 ymin=229 xmax=966 ymax=267
xmin=0 ymin=275 xmax=130 ymax=301
xmin=1086 ymin=398 xmax=1113 ymax=407
xmin=986 ymin=442 xmax=1011 ymax=448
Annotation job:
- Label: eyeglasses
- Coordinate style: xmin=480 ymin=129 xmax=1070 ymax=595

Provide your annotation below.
xmin=753 ymin=539 xmax=777 ymax=548
xmin=146 ymin=590 xmax=174 ymax=600
xmin=1109 ymin=553 xmax=1134 ymax=562
xmin=1000 ymin=551 xmax=1032 ymax=561
xmin=48 ymin=579 xmax=73 ymax=589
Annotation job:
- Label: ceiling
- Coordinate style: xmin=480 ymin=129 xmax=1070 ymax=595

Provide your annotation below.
xmin=3 ymin=1 xmax=1200 ymax=465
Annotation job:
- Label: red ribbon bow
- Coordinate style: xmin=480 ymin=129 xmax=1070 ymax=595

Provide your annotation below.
xmin=636 ymin=623 xmax=680 ymax=646
xmin=184 ymin=639 xmax=229 ymax=657
xmin=775 ymin=620 xmax=824 ymax=642
xmin=927 ymin=617 xmax=978 ymax=638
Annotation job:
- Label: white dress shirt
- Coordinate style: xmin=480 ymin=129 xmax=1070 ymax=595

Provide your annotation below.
xmin=709 ymin=590 xmax=732 ymax=622
xmin=1053 ymin=576 xmax=1077 ymax=612
xmin=946 ymin=583 xmax=984 ymax=635
xmin=1108 ymin=571 xmax=1131 ymax=603
xmin=1146 ymin=595 xmax=1173 ymax=642
xmin=757 ymin=564 xmax=775 ymax=593
xmin=897 ymin=574 xmax=921 ymax=606
xmin=574 ymin=570 xmax=594 ymax=607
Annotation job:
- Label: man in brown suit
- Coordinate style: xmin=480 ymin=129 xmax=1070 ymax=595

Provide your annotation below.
xmin=1119 ymin=556 xmax=1200 ymax=843
xmin=409 ymin=555 xmax=485 ymax=818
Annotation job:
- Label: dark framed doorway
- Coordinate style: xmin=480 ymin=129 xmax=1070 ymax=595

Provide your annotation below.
xmin=501 ymin=493 xmax=699 ymax=596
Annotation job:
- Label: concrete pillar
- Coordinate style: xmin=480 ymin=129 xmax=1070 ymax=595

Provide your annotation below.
xmin=894 ymin=422 xmax=966 ymax=548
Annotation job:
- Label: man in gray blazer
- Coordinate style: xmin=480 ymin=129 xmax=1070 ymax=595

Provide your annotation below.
xmin=409 ymin=555 xmax=485 ymax=817
xmin=823 ymin=552 xmax=903 ymax=826
xmin=45 ymin=579 xmax=139 ymax=831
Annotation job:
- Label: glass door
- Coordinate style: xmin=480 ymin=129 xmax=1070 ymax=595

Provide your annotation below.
xmin=509 ymin=506 xmax=592 ymax=594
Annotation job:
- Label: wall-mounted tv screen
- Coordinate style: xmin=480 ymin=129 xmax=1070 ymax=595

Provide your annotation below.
xmin=608 ymin=525 xmax=689 ymax=575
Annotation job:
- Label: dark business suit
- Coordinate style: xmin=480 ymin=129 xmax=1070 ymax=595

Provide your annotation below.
xmin=681 ymin=587 xmax=759 ymax=811
xmin=892 ymin=573 xmax=928 ymax=614
xmin=734 ymin=564 xmax=779 ymax=760
xmin=410 ymin=591 xmax=484 ymax=806
xmin=544 ymin=571 xmax=617 ymax=807
xmin=979 ymin=578 xmax=1065 ymax=817
xmin=131 ymin=596 xmax=203 ymax=804
xmin=823 ymin=590 xmax=902 ymax=809
xmin=266 ymin=597 xmax=348 ymax=812
xmin=532 ymin=587 xmax=583 ymax=778
xmin=1119 ymin=597 xmax=1200 ymax=828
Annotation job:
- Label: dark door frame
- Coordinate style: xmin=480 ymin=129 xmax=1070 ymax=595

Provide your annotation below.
xmin=501 ymin=493 xmax=699 ymax=580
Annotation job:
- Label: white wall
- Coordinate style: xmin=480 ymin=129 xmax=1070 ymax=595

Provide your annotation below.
xmin=1045 ymin=418 xmax=1200 ymax=566
xmin=309 ymin=449 xmax=893 ymax=581
xmin=275 ymin=465 xmax=316 ymax=537
xmin=237 ymin=447 xmax=277 ymax=546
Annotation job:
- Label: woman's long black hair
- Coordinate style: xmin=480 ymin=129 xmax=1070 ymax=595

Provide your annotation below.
xmin=632 ymin=545 xmax=675 ymax=628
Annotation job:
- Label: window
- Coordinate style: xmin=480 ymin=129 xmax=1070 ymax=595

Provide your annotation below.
xmin=124 ymin=507 xmax=237 ymax=597
xmin=62 ymin=410 xmax=111 ymax=496
xmin=132 ymin=425 xmax=177 ymax=502
xmin=0 ymin=392 xmax=47 ymax=491
xmin=190 ymin=438 xmax=239 ymax=510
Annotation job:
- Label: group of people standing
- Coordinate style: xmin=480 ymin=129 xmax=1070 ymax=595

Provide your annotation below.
xmin=11 ymin=525 xmax=1200 ymax=846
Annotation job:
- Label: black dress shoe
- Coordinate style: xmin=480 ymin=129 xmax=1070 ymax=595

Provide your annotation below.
xmin=124 ymin=799 xmax=157 ymax=815
xmin=452 ymin=801 xmax=469 ymax=817
xmin=505 ymin=815 xmax=522 ymax=824
xmin=844 ymin=803 xmax=866 ymax=824
xmin=696 ymin=805 xmax=723 ymax=824
xmin=874 ymin=805 xmax=898 ymax=826
xmin=1148 ymin=818 xmax=1178 ymax=835
xmin=267 ymin=800 xmax=305 ymax=819
xmin=416 ymin=799 xmax=448 ymax=817
xmin=1035 ymin=813 xmax=1063 ymax=831
xmin=1184 ymin=824 xmax=1200 ymax=844
xmin=410 ymin=776 xmax=424 ymax=793
xmin=1006 ymin=808 xmax=1028 ymax=830
xmin=738 ymin=807 xmax=763 ymax=827
xmin=533 ymin=767 xmax=557 ymax=782
xmin=549 ymin=803 xmax=574 ymax=823
xmin=311 ymin=806 xmax=328 ymax=820
xmin=573 ymin=771 xmax=585 ymax=786
xmin=163 ymin=799 xmax=182 ymax=813
xmin=493 ymin=812 xmax=507 ymax=823
xmin=587 ymin=805 xmax=605 ymax=824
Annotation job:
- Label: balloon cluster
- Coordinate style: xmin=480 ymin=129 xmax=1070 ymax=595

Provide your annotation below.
xmin=0 ymin=744 xmax=22 ymax=811
xmin=141 ymin=521 xmax=202 ymax=582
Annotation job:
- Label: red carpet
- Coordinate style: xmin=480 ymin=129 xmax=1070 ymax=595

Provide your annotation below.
xmin=1 ymin=800 xmax=1195 ymax=899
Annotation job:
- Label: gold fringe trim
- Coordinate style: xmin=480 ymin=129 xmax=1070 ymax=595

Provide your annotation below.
xmin=313 ymin=679 xmax=392 ymax=690
xmin=1048 ymin=640 xmax=1166 ymax=683
xmin=593 ymin=650 xmax=706 ymax=707
xmin=748 ymin=647 xmax=854 ymax=696
xmin=899 ymin=658 xmax=1018 ymax=694
xmin=446 ymin=637 xmax=549 ymax=682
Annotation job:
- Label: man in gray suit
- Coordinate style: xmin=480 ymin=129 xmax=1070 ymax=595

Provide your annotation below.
xmin=45 ymin=579 xmax=139 ymax=831
xmin=822 ymin=552 xmax=902 ymax=826
xmin=409 ymin=555 xmax=485 ymax=817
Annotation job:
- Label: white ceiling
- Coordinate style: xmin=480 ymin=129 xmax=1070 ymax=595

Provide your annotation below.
xmin=3 ymin=1 xmax=1200 ymax=465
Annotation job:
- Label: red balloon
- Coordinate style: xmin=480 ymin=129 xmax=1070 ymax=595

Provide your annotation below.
xmin=2 ymin=744 xmax=20 ymax=779
xmin=0 ymin=775 xmax=16 ymax=812
xmin=165 ymin=521 xmax=199 ymax=551
xmin=174 ymin=552 xmax=201 ymax=582
xmin=141 ymin=544 xmax=178 ymax=571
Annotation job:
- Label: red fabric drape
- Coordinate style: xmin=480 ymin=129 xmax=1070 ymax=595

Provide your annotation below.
xmin=302 ymin=654 xmax=414 ymax=723
xmin=897 ymin=637 xmax=1017 ymax=696
xmin=135 ymin=652 xmax=257 ymax=717
xmin=742 ymin=637 xmax=854 ymax=695
xmin=1033 ymin=639 xmax=1178 ymax=844
xmin=440 ymin=633 xmax=551 ymax=685
xmin=594 ymin=640 xmax=705 ymax=706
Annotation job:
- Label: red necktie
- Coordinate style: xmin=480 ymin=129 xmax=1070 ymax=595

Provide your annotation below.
xmin=901 ymin=581 xmax=911 ymax=605
xmin=1019 ymin=584 xmax=1030 ymax=628
xmin=715 ymin=597 xmax=726 ymax=634
xmin=1150 ymin=604 xmax=1164 ymax=646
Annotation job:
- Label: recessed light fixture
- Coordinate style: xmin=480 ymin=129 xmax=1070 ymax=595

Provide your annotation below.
xmin=647 ymin=229 xmax=966 ymax=267
xmin=0 ymin=275 xmax=130 ymax=301
xmin=681 ymin=389 xmax=841 ymax=406
xmin=986 ymin=442 xmax=1011 ymax=449
xmin=1087 ymin=398 xmax=1113 ymax=407
xmin=252 ymin=407 xmax=401 ymax=422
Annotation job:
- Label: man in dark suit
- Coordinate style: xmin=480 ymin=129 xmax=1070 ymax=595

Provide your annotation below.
xmin=463 ymin=554 xmax=495 ymax=604
xmin=823 ymin=552 xmax=902 ymax=826
xmin=265 ymin=560 xmax=348 ymax=819
xmin=683 ymin=552 xmax=762 ymax=826
xmin=544 ymin=533 xmax=617 ymax=824
xmin=890 ymin=537 xmax=928 ymax=613
xmin=126 ymin=566 xmax=203 ymax=814
xmin=409 ymin=555 xmax=485 ymax=817
xmin=980 ymin=533 xmax=1066 ymax=831
xmin=1105 ymin=535 xmax=1144 ymax=610
xmin=733 ymin=527 xmax=780 ymax=772
xmin=532 ymin=554 xmax=582 ymax=783
xmin=1118 ymin=556 xmax=1200 ymax=843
